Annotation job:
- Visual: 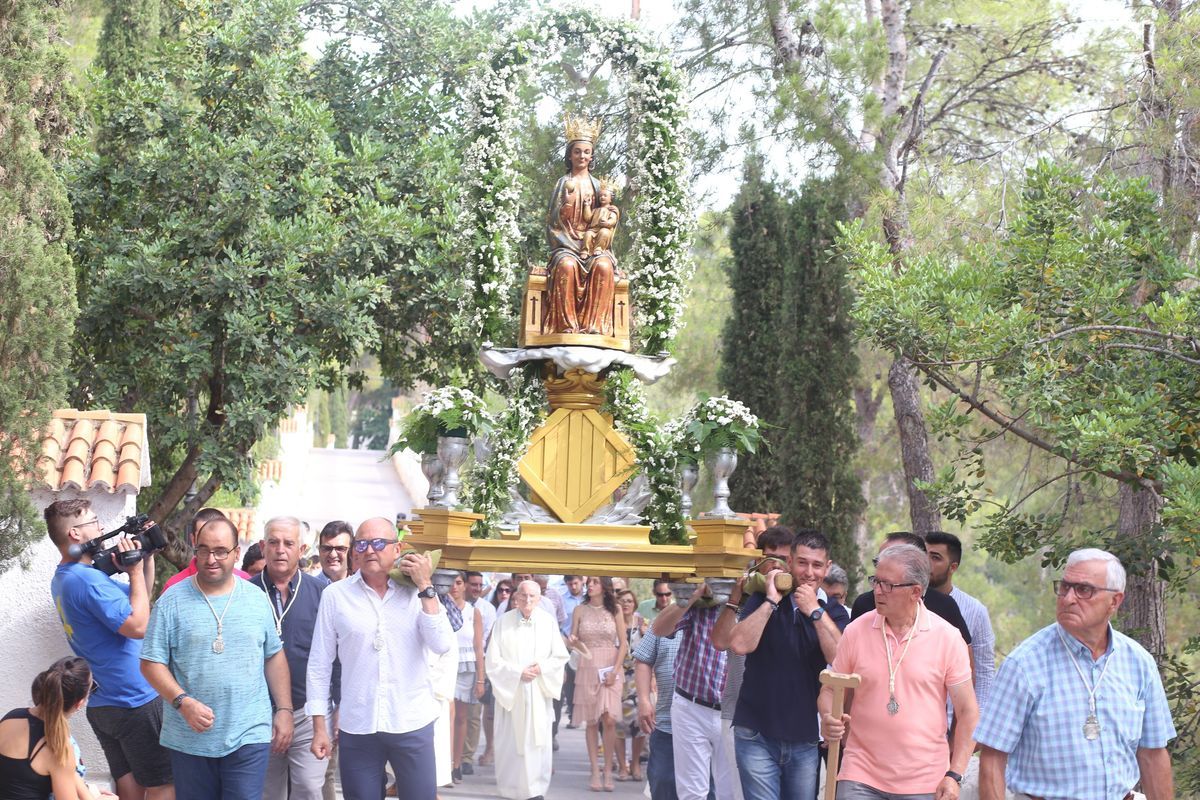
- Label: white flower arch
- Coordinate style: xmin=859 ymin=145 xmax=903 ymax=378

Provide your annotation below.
xmin=462 ymin=6 xmax=694 ymax=354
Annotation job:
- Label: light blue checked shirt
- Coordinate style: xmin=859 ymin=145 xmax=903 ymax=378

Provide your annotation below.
xmin=950 ymin=585 xmax=996 ymax=710
xmin=974 ymin=622 xmax=1175 ymax=800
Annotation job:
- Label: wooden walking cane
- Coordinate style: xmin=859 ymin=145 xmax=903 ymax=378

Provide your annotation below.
xmin=819 ymin=669 xmax=861 ymax=800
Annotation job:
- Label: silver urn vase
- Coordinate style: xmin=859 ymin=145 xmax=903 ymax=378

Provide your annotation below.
xmin=420 ymin=452 xmax=445 ymax=507
xmin=436 ymin=435 xmax=471 ymax=509
xmin=679 ymin=461 xmax=699 ymax=519
xmin=431 ymin=568 xmax=460 ymax=596
xmin=700 ymin=447 xmax=738 ymax=518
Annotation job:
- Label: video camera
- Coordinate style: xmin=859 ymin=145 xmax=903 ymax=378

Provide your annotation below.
xmin=66 ymin=514 xmax=168 ymax=576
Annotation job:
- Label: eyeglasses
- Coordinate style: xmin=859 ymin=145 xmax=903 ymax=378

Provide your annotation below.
xmin=319 ymin=544 xmax=350 ymax=555
xmin=72 ymin=518 xmax=102 ymax=531
xmin=868 ymin=576 xmax=919 ymax=594
xmin=90 ymin=680 xmax=101 ymax=696
xmin=196 ymin=546 xmax=235 ymax=561
xmin=353 ymin=538 xmax=398 ymax=554
xmin=654 ymin=591 xmax=672 ymax=597
xmin=1053 ymin=580 xmax=1119 ymax=600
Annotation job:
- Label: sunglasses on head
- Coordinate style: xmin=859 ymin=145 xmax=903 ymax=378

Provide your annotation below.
xmin=353 ymin=538 xmax=398 ymax=554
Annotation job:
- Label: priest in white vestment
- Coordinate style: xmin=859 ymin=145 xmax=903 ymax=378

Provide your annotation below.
xmin=486 ymin=580 xmax=569 ymax=800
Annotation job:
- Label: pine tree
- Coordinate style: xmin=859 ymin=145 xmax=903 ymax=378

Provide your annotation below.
xmin=0 ymin=0 xmax=80 ymax=571
xmin=721 ymin=157 xmax=788 ymax=512
xmin=775 ymin=179 xmax=863 ymax=569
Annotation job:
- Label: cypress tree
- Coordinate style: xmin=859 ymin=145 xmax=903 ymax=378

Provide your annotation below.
xmin=721 ymin=156 xmax=788 ymax=512
xmin=0 ymin=0 xmax=80 ymax=570
xmin=96 ymin=0 xmax=161 ymax=86
xmin=775 ymin=178 xmax=863 ymax=569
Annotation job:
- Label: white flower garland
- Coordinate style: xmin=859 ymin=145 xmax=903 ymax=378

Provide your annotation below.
xmin=462 ymin=6 xmax=695 ymax=354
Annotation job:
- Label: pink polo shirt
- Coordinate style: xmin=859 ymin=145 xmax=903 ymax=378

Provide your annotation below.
xmin=830 ymin=604 xmax=971 ymax=795
xmin=162 ymin=558 xmax=252 ymax=591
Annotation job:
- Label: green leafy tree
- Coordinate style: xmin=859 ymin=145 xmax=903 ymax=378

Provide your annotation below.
xmin=845 ymin=160 xmax=1200 ymax=645
xmin=70 ymin=0 xmax=383 ymax=560
xmin=0 ymin=0 xmax=80 ymax=571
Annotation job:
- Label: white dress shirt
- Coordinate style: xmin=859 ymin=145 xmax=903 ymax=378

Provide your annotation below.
xmin=306 ymin=573 xmax=454 ymax=735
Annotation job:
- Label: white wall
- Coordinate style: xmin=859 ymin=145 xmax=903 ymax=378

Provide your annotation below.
xmin=0 ymin=489 xmax=138 ymax=789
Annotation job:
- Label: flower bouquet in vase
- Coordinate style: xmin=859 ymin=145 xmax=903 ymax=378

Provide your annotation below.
xmin=390 ymin=387 xmax=491 ymax=508
xmin=680 ymin=396 xmax=762 ymax=518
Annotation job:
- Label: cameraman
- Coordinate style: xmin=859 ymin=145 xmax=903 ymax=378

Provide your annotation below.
xmin=47 ymin=499 xmax=174 ymax=800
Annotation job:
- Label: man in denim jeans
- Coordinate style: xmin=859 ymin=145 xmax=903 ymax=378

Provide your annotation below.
xmin=725 ymin=529 xmax=847 ymax=800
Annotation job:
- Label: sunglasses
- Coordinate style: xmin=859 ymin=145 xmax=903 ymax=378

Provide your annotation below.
xmin=353 ymin=538 xmax=398 ymax=554
xmin=497 ymin=587 xmax=513 ymax=594
xmin=654 ymin=591 xmax=673 ymax=597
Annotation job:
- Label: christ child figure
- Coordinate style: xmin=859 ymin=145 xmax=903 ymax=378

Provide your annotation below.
xmin=582 ymin=182 xmax=620 ymax=256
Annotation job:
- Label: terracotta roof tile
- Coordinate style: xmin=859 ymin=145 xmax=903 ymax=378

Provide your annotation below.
xmin=737 ymin=512 xmax=782 ymax=549
xmin=217 ymin=508 xmax=257 ymax=541
xmin=38 ymin=410 xmax=150 ymax=494
xmin=257 ymin=459 xmax=283 ymax=483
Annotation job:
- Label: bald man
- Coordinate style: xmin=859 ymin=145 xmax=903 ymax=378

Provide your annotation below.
xmin=306 ymin=517 xmax=454 ymax=800
xmin=486 ymin=580 xmax=569 ymax=800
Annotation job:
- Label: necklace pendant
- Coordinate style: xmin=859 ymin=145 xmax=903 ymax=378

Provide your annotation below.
xmin=373 ymin=631 xmax=385 ymax=651
xmin=1083 ymin=714 xmax=1101 ymax=740
xmin=887 ymin=696 xmax=899 ymax=716
xmin=213 ymin=636 xmax=225 ymax=654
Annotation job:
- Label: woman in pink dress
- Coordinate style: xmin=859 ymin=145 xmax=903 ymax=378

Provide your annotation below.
xmin=569 ymin=576 xmax=627 ymax=792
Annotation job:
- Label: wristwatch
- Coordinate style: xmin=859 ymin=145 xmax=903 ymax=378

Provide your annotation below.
xmin=171 ymin=692 xmax=189 ymax=710
xmin=945 ymin=770 xmax=963 ymax=785
xmin=417 ymin=585 xmax=437 ymax=599
xmin=809 ymin=607 xmax=826 ymax=622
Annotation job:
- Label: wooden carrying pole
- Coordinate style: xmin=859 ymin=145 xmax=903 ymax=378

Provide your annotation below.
xmin=819 ymin=669 xmax=861 ymax=800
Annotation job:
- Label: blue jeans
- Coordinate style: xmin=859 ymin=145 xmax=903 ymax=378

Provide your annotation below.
xmin=647 ymin=729 xmax=715 ymax=800
xmin=339 ymin=722 xmax=436 ymax=800
xmin=169 ymin=742 xmax=269 ymax=800
xmin=733 ymin=726 xmax=819 ymax=800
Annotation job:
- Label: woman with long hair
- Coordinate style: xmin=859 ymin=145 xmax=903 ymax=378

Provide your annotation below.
xmin=449 ymin=571 xmax=484 ymax=783
xmin=0 ymin=657 xmax=103 ymax=800
xmin=614 ymin=589 xmax=646 ymax=781
xmin=569 ymin=576 xmax=627 ymax=792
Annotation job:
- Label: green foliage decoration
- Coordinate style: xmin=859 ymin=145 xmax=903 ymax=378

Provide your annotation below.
xmin=462 ymin=368 xmax=546 ymax=538
xmin=603 ymin=369 xmax=687 ymax=544
xmin=0 ymin=0 xmax=81 ymax=572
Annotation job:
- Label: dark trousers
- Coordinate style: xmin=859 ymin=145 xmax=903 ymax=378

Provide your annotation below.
xmin=647 ymin=728 xmax=716 ymax=800
xmin=563 ymin=664 xmax=576 ymax=720
xmin=170 ymin=742 xmax=269 ymax=800
xmin=339 ymin=723 xmax=436 ymax=800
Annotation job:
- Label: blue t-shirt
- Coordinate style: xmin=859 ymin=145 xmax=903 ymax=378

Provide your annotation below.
xmin=51 ymin=562 xmax=158 ymax=708
xmin=142 ymin=577 xmax=282 ymax=757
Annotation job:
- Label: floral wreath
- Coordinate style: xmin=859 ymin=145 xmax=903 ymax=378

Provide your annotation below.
xmin=461 ymin=6 xmax=694 ymax=354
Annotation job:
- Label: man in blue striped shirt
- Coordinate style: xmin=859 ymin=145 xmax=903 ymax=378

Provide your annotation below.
xmin=976 ymin=548 xmax=1175 ymax=800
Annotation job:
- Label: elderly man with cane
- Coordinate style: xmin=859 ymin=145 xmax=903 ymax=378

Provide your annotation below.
xmin=819 ymin=544 xmax=977 ymax=800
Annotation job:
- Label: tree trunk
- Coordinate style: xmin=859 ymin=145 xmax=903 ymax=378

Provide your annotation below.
xmin=888 ymin=357 xmax=941 ymax=533
xmin=159 ymin=475 xmax=221 ymax=569
xmin=1116 ymin=482 xmax=1166 ymax=659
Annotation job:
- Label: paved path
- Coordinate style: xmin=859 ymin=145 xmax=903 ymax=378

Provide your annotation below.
xmin=263 ymin=447 xmax=413 ymax=533
xmin=384 ymin=724 xmax=648 ymax=800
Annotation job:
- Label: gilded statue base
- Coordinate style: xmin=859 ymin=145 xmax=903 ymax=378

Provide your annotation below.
xmin=519 ymin=271 xmax=632 ymax=351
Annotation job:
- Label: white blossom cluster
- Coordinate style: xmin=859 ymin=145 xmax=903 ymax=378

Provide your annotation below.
xmin=686 ymin=396 xmax=760 ymax=430
xmin=459 ymin=6 xmax=695 ymax=352
xmin=411 ymin=386 xmax=491 ymax=435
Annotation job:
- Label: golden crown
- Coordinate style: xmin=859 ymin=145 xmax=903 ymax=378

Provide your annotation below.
xmin=564 ymin=113 xmax=602 ymax=144
xmin=597 ymin=176 xmax=621 ymax=198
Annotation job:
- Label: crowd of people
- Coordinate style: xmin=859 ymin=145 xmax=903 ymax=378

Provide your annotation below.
xmin=0 ymin=498 xmax=1178 ymax=800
